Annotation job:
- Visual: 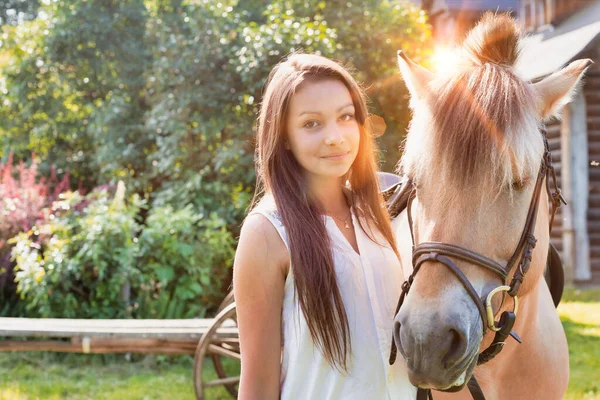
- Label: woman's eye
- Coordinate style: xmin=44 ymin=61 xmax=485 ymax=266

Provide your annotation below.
xmin=303 ymin=120 xmax=320 ymax=129
xmin=340 ymin=113 xmax=355 ymax=122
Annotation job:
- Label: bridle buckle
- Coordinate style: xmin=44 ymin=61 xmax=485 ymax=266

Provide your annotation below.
xmin=485 ymin=286 xmax=519 ymax=332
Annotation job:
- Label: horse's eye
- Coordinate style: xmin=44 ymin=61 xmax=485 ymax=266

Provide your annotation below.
xmin=511 ymin=177 xmax=529 ymax=191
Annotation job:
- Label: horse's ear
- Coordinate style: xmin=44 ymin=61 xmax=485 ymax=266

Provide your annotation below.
xmin=532 ymin=59 xmax=593 ymax=120
xmin=397 ymin=50 xmax=433 ymax=102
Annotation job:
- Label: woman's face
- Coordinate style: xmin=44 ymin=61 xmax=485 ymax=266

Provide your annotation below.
xmin=285 ymin=79 xmax=360 ymax=185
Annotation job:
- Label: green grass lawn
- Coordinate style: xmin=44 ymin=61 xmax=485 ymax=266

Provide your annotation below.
xmin=1 ymin=288 xmax=598 ymax=400
xmin=558 ymin=288 xmax=600 ymax=400
xmin=0 ymin=352 xmax=236 ymax=400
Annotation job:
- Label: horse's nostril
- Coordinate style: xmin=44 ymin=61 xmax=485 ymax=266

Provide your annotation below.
xmin=441 ymin=328 xmax=467 ymax=369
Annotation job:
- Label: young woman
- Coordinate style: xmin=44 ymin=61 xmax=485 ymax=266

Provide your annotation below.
xmin=233 ymin=53 xmax=414 ymax=400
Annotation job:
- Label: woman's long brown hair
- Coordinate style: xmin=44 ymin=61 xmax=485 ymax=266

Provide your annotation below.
xmin=251 ymin=53 xmax=399 ymax=371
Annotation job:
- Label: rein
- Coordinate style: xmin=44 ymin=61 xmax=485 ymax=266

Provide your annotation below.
xmin=385 ymin=127 xmax=565 ymax=400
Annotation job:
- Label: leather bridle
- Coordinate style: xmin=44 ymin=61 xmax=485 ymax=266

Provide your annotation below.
xmin=387 ymin=127 xmax=566 ymax=400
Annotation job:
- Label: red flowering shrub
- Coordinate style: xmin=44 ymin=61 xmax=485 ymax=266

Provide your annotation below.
xmin=0 ymin=153 xmax=70 ymax=315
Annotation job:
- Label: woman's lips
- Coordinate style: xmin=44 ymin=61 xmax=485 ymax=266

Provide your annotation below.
xmin=322 ymin=151 xmax=349 ymax=161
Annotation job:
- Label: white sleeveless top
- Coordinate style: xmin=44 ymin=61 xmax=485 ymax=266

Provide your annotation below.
xmin=250 ymin=195 xmax=416 ymax=400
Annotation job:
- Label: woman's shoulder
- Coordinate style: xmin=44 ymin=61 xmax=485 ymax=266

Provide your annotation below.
xmin=236 ymin=213 xmax=290 ymax=281
xmin=249 ymin=194 xmax=282 ymax=224
xmin=240 ymin=213 xmax=284 ymax=250
xmin=238 ymin=196 xmax=289 ymax=275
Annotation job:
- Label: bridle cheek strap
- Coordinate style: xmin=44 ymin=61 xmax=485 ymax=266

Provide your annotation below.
xmin=413 ymin=253 xmax=491 ymax=329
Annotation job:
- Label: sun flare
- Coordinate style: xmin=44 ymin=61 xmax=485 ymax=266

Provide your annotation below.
xmin=430 ymin=46 xmax=460 ymax=73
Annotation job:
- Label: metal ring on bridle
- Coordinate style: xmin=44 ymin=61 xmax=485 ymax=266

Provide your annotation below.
xmin=485 ymin=286 xmax=519 ymax=332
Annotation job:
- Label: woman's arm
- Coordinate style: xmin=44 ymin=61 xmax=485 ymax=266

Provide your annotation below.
xmin=233 ymin=213 xmax=289 ymax=400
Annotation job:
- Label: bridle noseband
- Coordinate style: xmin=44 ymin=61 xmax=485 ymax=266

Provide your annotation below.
xmin=388 ymin=127 xmax=565 ymax=400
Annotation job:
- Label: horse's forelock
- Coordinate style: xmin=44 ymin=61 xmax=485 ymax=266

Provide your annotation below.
xmin=433 ymin=64 xmax=541 ymax=191
xmin=400 ymin=17 xmax=543 ymax=201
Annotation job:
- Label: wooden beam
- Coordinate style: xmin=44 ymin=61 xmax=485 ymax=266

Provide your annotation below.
xmin=561 ymin=91 xmax=592 ymax=282
xmin=561 ymin=98 xmax=575 ymax=282
xmin=0 ymin=318 xmax=237 ymax=340
xmin=0 ymin=338 xmax=198 ymax=355
xmin=571 ymin=91 xmax=592 ymax=281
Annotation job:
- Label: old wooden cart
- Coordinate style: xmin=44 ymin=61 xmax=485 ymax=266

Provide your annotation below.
xmin=0 ymin=292 xmax=239 ymax=400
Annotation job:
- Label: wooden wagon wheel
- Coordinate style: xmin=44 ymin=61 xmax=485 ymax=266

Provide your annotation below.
xmin=193 ymin=302 xmax=240 ymax=400
xmin=216 ymin=291 xmax=235 ymax=314
xmin=211 ymin=291 xmax=237 ymax=394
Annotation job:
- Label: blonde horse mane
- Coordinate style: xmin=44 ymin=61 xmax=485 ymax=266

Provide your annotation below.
xmin=400 ymin=13 xmax=544 ymax=201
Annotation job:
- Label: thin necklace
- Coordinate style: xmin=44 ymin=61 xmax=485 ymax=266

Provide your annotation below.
xmin=328 ymin=209 xmax=352 ymax=230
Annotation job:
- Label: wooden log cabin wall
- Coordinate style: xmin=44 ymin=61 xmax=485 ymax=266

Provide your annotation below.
xmin=516 ymin=0 xmax=600 ymax=285
xmin=549 ymin=46 xmax=600 ymax=285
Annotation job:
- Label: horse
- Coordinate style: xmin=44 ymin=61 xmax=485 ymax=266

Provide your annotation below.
xmin=389 ymin=13 xmax=591 ymax=400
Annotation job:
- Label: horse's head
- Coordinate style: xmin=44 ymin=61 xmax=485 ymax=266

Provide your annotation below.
xmin=393 ymin=13 xmax=590 ymax=391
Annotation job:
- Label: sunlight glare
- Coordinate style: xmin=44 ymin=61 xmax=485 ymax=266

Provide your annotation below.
xmin=430 ymin=46 xmax=459 ymax=73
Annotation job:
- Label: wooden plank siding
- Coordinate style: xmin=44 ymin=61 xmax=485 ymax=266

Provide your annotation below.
xmin=586 ymin=58 xmax=600 ymax=284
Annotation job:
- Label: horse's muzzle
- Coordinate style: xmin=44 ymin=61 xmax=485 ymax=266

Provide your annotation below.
xmin=393 ymin=303 xmax=481 ymax=390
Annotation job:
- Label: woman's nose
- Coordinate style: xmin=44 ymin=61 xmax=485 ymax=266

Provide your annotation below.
xmin=324 ymin=126 xmax=344 ymax=146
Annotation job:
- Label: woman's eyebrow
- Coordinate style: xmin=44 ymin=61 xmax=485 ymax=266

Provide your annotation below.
xmin=298 ymin=103 xmax=354 ymax=117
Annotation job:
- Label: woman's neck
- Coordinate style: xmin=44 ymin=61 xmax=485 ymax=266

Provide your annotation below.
xmin=307 ymin=175 xmax=349 ymax=214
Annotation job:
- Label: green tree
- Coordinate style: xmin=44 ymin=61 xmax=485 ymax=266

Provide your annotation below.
xmin=141 ymin=0 xmax=431 ymax=229
xmin=0 ymin=0 xmax=149 ymax=190
xmin=0 ymin=0 xmax=40 ymax=26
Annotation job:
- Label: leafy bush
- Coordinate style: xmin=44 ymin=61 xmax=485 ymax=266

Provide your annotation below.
xmin=10 ymin=182 xmax=143 ymax=318
xmin=10 ymin=182 xmax=234 ymax=319
xmin=134 ymin=205 xmax=235 ymax=319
